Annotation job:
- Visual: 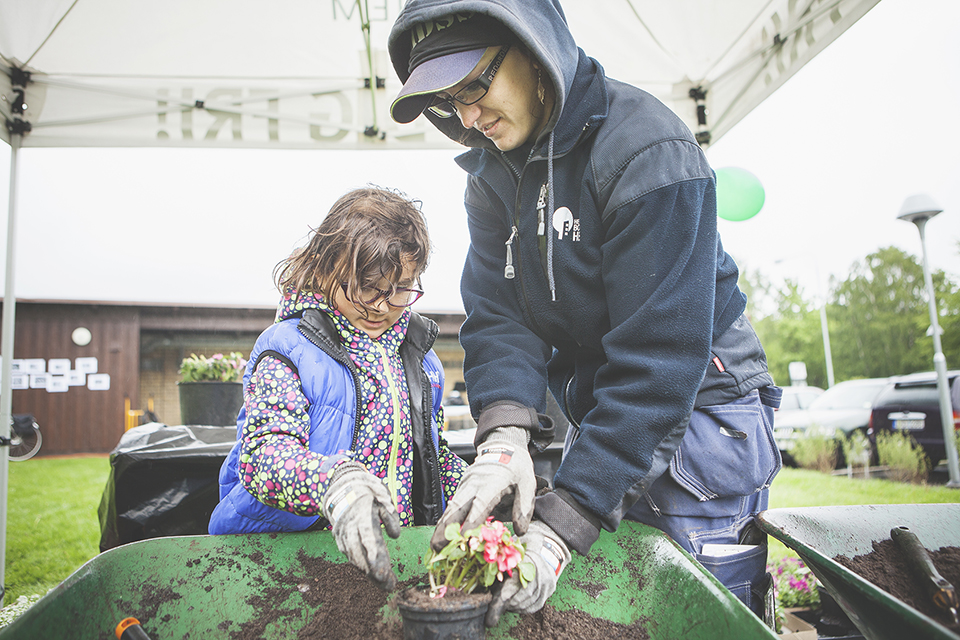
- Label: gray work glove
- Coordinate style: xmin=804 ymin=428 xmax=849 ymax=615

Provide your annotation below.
xmin=323 ymin=461 xmax=401 ymax=591
xmin=486 ymin=520 xmax=571 ymax=627
xmin=430 ymin=426 xmax=536 ymax=551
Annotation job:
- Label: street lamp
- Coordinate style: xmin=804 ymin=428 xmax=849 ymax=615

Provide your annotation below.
xmin=897 ymin=194 xmax=960 ymax=488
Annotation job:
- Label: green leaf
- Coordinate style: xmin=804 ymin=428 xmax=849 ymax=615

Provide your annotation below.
xmin=518 ymin=559 xmax=536 ymax=587
xmin=482 ymin=560 xmax=498 ymax=587
xmin=444 ymin=522 xmax=462 ymax=542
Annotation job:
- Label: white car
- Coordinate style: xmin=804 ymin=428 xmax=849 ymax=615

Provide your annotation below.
xmin=774 ymin=378 xmax=890 ymax=461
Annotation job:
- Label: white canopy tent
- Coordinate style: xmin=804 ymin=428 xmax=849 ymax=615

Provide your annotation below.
xmin=0 ymin=0 xmax=881 ymax=595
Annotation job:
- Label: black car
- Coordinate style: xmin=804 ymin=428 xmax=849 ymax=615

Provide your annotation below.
xmin=868 ymin=370 xmax=960 ymax=466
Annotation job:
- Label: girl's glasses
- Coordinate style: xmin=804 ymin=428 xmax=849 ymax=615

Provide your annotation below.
xmin=427 ymin=45 xmax=511 ymax=118
xmin=341 ymin=282 xmax=424 ymax=308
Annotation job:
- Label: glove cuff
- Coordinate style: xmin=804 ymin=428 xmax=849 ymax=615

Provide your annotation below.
xmin=486 ymin=426 xmax=530 ymax=449
xmin=534 ymin=490 xmax=602 ymax=556
xmin=329 ymin=459 xmax=367 ymax=484
xmin=475 ymin=400 xmax=555 ymax=453
xmin=528 ymin=520 xmax=571 ymax=575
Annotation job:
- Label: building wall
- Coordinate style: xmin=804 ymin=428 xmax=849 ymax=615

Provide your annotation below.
xmin=2 ymin=301 xmax=467 ymax=455
xmin=2 ymin=302 xmax=140 ymax=455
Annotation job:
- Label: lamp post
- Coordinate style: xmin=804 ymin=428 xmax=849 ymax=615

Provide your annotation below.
xmin=897 ymin=194 xmax=960 ymax=488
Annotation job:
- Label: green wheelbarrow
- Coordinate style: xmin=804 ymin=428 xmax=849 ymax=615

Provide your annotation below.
xmin=759 ymin=504 xmax=960 ymax=640
xmin=0 ymin=521 xmax=776 ymax=639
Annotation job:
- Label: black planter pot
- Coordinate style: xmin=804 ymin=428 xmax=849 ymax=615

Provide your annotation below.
xmin=396 ymin=588 xmax=491 ymax=640
xmin=178 ymin=381 xmax=242 ymax=426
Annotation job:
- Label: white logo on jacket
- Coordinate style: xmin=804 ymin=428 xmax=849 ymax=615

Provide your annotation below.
xmin=553 ymin=207 xmax=576 ymax=241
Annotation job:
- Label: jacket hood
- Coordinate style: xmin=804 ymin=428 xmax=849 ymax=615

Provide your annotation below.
xmin=389 ymin=0 xmax=580 ymax=150
xmin=275 ymin=290 xmax=326 ymax=323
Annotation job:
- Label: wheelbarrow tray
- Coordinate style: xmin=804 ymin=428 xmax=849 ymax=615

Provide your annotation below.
xmin=0 ymin=521 xmax=776 ymax=639
xmin=758 ymin=504 xmax=960 ymax=640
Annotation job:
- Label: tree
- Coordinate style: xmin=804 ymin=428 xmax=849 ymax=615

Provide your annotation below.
xmin=740 ymin=269 xmax=829 ymax=388
xmin=828 ymin=246 xmax=958 ymax=379
xmin=739 ymin=246 xmax=960 ymax=388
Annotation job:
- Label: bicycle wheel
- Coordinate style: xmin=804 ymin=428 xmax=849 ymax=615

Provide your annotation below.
xmin=9 ymin=424 xmax=42 ymax=461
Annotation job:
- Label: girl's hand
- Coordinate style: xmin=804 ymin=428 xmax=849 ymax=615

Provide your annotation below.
xmin=323 ymin=461 xmax=401 ymax=590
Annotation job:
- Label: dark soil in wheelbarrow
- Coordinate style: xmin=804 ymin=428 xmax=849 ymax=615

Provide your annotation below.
xmin=834 ymin=541 xmax=960 ymax=631
xmin=228 ymin=550 xmax=651 ymax=639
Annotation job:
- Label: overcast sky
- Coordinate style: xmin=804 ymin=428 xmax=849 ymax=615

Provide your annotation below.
xmin=1 ymin=0 xmax=957 ymax=315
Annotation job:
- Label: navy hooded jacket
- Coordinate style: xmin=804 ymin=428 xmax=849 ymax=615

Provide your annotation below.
xmin=389 ymin=0 xmax=774 ymax=554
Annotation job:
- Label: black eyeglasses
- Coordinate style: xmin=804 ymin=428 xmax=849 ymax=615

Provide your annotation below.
xmin=340 ymin=282 xmax=424 ymax=308
xmin=427 ymin=45 xmax=511 ymax=118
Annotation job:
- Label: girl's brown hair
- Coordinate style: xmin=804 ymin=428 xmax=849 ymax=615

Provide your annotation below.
xmin=274 ymin=186 xmax=430 ymax=314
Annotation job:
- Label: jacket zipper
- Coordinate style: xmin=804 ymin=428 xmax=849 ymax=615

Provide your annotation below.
xmin=497 ymin=151 xmax=546 ymax=338
xmin=374 ymin=342 xmax=403 ymax=503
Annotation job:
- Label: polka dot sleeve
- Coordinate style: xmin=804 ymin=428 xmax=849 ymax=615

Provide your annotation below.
xmin=239 ymin=355 xmax=349 ymax=517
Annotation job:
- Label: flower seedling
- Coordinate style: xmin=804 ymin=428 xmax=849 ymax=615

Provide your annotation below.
xmin=427 ymin=518 xmax=536 ymax=598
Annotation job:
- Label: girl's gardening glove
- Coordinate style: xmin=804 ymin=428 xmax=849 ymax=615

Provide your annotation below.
xmin=486 ymin=520 xmax=571 ymax=626
xmin=430 ymin=426 xmax=536 ymax=551
xmin=323 ymin=461 xmax=401 ymax=591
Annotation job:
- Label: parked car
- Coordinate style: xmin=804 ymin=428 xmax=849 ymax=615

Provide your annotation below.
xmin=774 ymin=378 xmax=890 ymax=465
xmin=778 ymin=385 xmax=825 ymax=412
xmin=867 ymin=370 xmax=960 ymax=466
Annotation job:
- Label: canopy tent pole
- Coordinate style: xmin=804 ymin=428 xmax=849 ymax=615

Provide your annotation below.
xmin=0 ymin=64 xmax=29 ymax=602
xmin=0 ymin=130 xmax=22 ymax=603
xmin=357 ymin=0 xmax=384 ymax=140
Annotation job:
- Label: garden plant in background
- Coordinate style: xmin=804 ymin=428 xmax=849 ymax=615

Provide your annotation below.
xmin=768 ymin=556 xmax=820 ymax=633
xmin=876 ymin=431 xmax=930 ymax=484
xmin=840 ymin=430 xmax=872 ymax=472
xmin=178 ymin=352 xmax=247 ymax=382
xmin=426 ymin=518 xmax=535 ymax=598
xmin=791 ymin=426 xmax=839 ymax=473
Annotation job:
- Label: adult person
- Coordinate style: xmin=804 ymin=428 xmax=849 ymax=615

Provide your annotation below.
xmin=388 ymin=0 xmax=782 ymax=626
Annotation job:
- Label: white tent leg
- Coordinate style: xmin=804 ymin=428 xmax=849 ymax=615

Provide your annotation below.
xmin=0 ymin=132 xmax=22 ymax=604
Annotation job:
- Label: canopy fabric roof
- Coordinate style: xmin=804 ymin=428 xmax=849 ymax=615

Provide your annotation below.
xmin=1 ymin=0 xmax=880 ymax=150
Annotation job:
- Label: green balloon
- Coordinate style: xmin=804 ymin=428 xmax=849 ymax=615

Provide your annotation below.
xmin=716 ymin=167 xmax=765 ymax=221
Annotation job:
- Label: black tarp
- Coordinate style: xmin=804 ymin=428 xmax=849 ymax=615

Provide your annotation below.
xmin=97 ymin=423 xmax=235 ymax=552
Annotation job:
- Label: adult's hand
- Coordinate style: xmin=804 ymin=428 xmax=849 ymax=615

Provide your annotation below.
xmin=486 ymin=520 xmax=571 ymax=626
xmin=323 ymin=461 xmax=401 ymax=590
xmin=430 ymin=426 xmax=535 ymax=551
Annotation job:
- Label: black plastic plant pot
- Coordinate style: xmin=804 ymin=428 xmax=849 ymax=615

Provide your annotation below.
xmin=396 ymin=588 xmax=492 ymax=640
xmin=178 ymin=381 xmax=242 ymax=426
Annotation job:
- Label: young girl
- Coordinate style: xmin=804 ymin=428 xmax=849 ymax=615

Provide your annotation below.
xmin=209 ymin=186 xmax=467 ymax=591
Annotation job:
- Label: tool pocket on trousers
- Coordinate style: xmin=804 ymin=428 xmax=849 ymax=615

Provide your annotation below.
xmin=669 ymin=390 xmax=781 ymax=501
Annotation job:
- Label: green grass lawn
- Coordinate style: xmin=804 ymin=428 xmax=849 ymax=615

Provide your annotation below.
xmin=3 ymin=455 xmax=110 ymax=606
xmin=1 ymin=457 xmax=958 ymax=608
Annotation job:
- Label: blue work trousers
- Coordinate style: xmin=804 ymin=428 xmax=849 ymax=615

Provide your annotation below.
xmin=624 ymin=388 xmax=781 ymax=615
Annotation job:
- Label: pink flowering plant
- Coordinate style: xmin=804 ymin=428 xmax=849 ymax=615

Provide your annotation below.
xmin=770 ymin=555 xmax=820 ymax=608
xmin=427 ymin=518 xmax=536 ymax=598
xmin=179 ymin=352 xmax=247 ymax=383
xmin=768 ymin=555 xmax=820 ymax=631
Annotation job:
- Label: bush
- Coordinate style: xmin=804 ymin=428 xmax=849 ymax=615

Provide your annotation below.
xmin=876 ymin=431 xmax=930 ymax=483
xmin=840 ymin=430 xmax=872 ymax=469
xmin=791 ymin=427 xmax=838 ymax=473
